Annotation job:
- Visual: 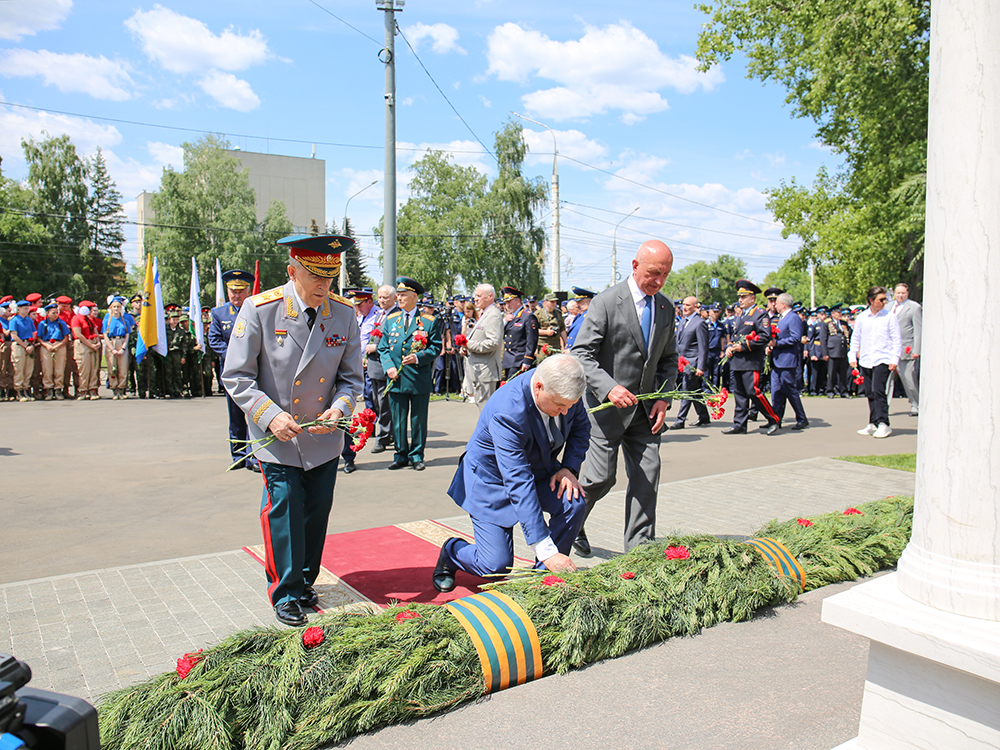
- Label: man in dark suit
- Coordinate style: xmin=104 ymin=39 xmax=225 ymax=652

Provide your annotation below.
xmin=366 ymin=285 xmax=399 ymax=453
xmin=670 ymin=295 xmax=710 ymax=429
xmin=769 ymin=292 xmax=809 ymax=432
xmin=571 ymin=239 xmax=678 ymax=554
xmin=501 ymin=286 xmax=539 ymax=379
xmin=721 ymin=280 xmax=780 ymax=435
xmin=825 ymin=305 xmax=851 ymax=397
xmin=377 ymin=277 xmax=443 ymax=471
xmin=209 ymin=269 xmax=259 ymax=472
xmin=431 ymin=354 xmax=590 ymax=590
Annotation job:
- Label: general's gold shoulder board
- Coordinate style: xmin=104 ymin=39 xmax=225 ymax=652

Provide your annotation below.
xmin=420 ymin=314 xmax=436 ymax=323
xmin=387 ymin=311 xmax=402 ymax=320
xmin=328 ymin=292 xmax=353 ymax=307
xmin=252 ymin=287 xmax=284 ymax=306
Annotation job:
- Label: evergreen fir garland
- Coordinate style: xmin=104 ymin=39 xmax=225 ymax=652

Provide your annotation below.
xmin=98 ymin=496 xmax=912 ymax=750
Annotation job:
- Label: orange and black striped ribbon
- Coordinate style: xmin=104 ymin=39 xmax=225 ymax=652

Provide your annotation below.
xmin=746 ymin=537 xmax=806 ymax=589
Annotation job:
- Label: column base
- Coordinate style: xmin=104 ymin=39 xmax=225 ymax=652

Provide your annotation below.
xmin=822 ymin=573 xmax=1000 ymax=749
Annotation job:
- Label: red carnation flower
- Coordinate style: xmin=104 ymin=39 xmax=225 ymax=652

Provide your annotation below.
xmin=746 ymin=331 xmax=760 ymax=342
xmin=413 ymin=331 xmax=428 ymax=346
xmin=797 ymin=518 xmax=814 ymax=527
xmin=665 ymin=545 xmax=690 ymax=560
xmin=844 ymin=508 xmax=864 ymax=516
xmin=370 ymin=326 xmax=383 ymax=339
xmin=176 ymin=650 xmax=203 ymax=679
xmin=453 ymin=334 xmax=468 ymax=347
xmin=621 ymin=572 xmax=636 ymax=580
xmin=771 ymin=324 xmax=779 ymax=336
xmin=302 ymin=626 xmax=325 ymax=648
xmin=395 ymin=610 xmax=421 ymax=621
xmin=542 ymin=575 xmax=565 ymax=586
xmin=677 ymin=355 xmax=690 ymax=373
xmin=905 ymin=346 xmax=911 ymax=354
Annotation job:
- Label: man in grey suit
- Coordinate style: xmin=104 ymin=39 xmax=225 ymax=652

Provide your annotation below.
xmin=571 ymin=239 xmax=678 ymax=553
xmin=670 ymin=295 xmax=710 ymax=429
xmin=461 ymin=283 xmax=504 ymax=410
xmin=223 ymin=234 xmax=365 ymax=627
xmin=891 ymin=283 xmax=921 ymax=416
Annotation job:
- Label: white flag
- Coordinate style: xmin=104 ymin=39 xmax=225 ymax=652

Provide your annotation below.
xmin=152 ymin=258 xmax=167 ymax=356
xmin=189 ymin=257 xmax=205 ymax=352
xmin=215 ymin=258 xmax=224 ymax=307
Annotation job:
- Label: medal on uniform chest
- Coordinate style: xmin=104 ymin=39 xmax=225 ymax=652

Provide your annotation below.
xmin=326 ymin=334 xmax=347 ymax=347
xmin=275 ymin=328 xmax=287 ymax=345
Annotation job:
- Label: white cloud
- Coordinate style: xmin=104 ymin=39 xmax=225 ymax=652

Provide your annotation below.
xmin=486 ymin=22 xmax=724 ymax=121
xmin=397 ymin=139 xmax=491 ymax=174
xmin=0 ymin=49 xmax=133 ymax=100
xmin=479 ymin=95 xmax=492 ymax=108
xmin=734 ymin=149 xmax=753 ymax=161
xmin=0 ymin=0 xmax=72 ymax=41
xmin=404 ymin=22 xmax=465 ymax=55
xmin=519 ymin=127 xmax=608 ymax=169
xmin=763 ymin=152 xmax=786 ymax=167
xmin=197 ymin=70 xmax=260 ymax=112
xmin=146 ymin=141 xmax=184 ymax=171
xmin=124 ymin=5 xmax=270 ymax=74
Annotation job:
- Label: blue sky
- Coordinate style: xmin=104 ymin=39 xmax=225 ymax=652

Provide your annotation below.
xmin=0 ymin=0 xmax=836 ymax=291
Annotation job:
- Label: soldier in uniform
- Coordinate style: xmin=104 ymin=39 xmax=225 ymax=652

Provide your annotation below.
xmin=126 ymin=294 xmax=142 ymax=396
xmin=210 ymin=269 xmax=258 ymax=471
xmin=500 ymin=286 xmax=538 ymax=380
xmin=200 ymin=307 xmax=219 ymax=396
xmin=534 ymin=292 xmax=566 ymax=358
xmin=377 ymin=277 xmax=442 ymax=472
xmin=705 ymin=303 xmax=726 ymax=387
xmin=0 ymin=296 xmax=14 ymax=400
xmin=222 ymin=234 xmax=364 ymax=627
xmin=565 ymin=287 xmax=595 ymax=349
xmin=721 ymin=280 xmax=781 ymax=435
xmin=339 ymin=287 xmax=378 ymax=475
xmin=808 ymin=306 xmax=829 ymax=395
xmin=825 ymin=304 xmax=852 ymax=397
xmin=163 ymin=305 xmax=187 ymax=398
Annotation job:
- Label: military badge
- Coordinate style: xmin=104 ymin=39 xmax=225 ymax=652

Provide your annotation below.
xmin=325 ymin=335 xmax=347 ymax=347
xmin=275 ymin=328 xmax=287 ymax=345
xmin=234 ymin=318 xmax=247 ymax=338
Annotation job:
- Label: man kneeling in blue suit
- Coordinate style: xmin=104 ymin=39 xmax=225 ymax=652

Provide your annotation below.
xmin=433 ymin=354 xmax=591 ymax=592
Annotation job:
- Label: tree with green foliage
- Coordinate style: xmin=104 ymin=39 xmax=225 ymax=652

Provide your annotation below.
xmin=661 ymin=254 xmax=748 ymax=307
xmin=763 ymin=260 xmax=843 ymax=309
xmin=395 ymin=150 xmax=488 ymax=299
xmin=0 ymin=168 xmax=51 ymax=297
xmin=86 ymin=147 xmax=127 ymax=292
xmin=144 ymin=134 xmax=293 ymax=304
xmin=696 ymin=0 xmax=930 ymax=301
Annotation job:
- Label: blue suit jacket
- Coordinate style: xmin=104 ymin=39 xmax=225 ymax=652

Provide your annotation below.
xmin=772 ymin=311 xmax=805 ymax=369
xmin=447 ymin=373 xmax=591 ymax=545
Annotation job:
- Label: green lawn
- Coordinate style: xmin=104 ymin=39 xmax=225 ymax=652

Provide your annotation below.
xmin=835 ymin=453 xmax=916 ymax=472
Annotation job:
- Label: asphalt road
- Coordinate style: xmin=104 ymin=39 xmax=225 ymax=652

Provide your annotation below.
xmin=0 ymin=391 xmax=918 ymax=584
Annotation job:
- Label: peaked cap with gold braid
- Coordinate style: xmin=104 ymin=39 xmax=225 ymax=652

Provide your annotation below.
xmin=279 ymin=234 xmax=354 ymax=278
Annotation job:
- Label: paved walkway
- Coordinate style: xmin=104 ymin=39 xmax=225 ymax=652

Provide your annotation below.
xmin=2 ymin=457 xmax=915 ymax=746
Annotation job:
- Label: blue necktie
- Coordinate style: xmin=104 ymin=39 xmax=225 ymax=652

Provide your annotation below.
xmin=641 ymin=295 xmax=653 ymax=350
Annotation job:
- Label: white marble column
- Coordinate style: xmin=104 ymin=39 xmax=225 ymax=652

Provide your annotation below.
xmin=822 ymin=0 xmax=1000 ymax=747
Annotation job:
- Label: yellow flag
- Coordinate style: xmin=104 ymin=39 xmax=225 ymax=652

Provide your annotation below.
xmin=139 ymin=254 xmax=157 ymax=350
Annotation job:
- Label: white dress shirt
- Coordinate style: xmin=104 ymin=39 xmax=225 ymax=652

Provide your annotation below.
xmin=849 ymin=307 xmax=901 ymax=368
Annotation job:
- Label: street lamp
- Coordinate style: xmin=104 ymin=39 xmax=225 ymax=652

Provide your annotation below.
xmin=695 ymin=275 xmax=707 ymax=299
xmin=612 ymin=207 xmax=640 ymax=288
xmin=513 ymin=112 xmax=560 ymax=291
xmin=341 ymin=179 xmax=379 ymax=294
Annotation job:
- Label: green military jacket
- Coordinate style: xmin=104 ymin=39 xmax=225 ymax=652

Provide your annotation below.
xmin=377 ymin=308 xmax=443 ymax=395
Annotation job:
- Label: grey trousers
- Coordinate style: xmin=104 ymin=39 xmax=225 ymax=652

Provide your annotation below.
xmin=580 ymin=411 xmax=662 ymax=552
xmin=892 ymin=358 xmax=920 ymax=410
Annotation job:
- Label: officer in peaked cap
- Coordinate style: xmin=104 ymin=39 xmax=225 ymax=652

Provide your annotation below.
xmin=210 ymin=268 xmax=257 ymax=469
xmin=340 ymin=287 xmax=378 ymax=475
xmin=500 ymin=286 xmax=538 ymax=378
xmin=565 ymin=287 xmax=595 ymax=349
xmin=377 ymin=275 xmax=443 ymax=472
xmin=722 ymin=279 xmax=780 ymax=434
xmin=223 ymin=234 xmax=364 ymax=627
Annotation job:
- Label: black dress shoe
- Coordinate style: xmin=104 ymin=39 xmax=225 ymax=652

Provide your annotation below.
xmin=747 ymin=414 xmax=758 ymax=422
xmin=274 ymin=601 xmax=307 ymax=627
xmin=246 ymin=459 xmax=262 ymax=473
xmin=766 ymin=423 xmax=780 ymax=436
xmin=722 ymin=426 xmax=747 ymax=434
xmin=343 ymin=462 xmax=357 ymax=474
xmin=388 ymin=459 xmax=409 ymax=470
xmin=432 ymin=542 xmax=457 ymax=593
xmin=692 ymin=419 xmax=711 ymax=427
xmin=791 ymin=420 xmax=810 ymax=430
xmin=668 ymin=421 xmax=685 ymax=430
xmin=411 ymin=461 xmax=426 ymax=471
xmin=371 ymin=443 xmax=387 ymax=454
xmin=572 ymin=528 xmax=592 ymax=557
xmin=299 ymin=585 xmax=319 ymax=609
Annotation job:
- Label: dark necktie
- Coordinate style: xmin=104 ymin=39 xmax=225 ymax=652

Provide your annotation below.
xmin=305 ymin=307 xmax=316 ymax=331
xmin=641 ymin=295 xmax=653 ymax=350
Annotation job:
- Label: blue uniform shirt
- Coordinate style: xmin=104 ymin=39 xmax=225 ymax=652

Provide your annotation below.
xmin=37 ymin=318 xmax=70 ymax=341
xmin=9 ymin=315 xmax=37 ymax=341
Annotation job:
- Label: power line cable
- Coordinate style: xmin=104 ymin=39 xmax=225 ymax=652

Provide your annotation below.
xmin=304 ymin=0 xmax=383 ymax=46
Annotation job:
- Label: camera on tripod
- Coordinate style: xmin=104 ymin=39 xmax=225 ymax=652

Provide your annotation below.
xmin=0 ymin=654 xmax=99 ymax=749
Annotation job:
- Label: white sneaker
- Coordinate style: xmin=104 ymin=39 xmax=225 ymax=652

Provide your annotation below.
xmin=857 ymin=423 xmax=877 ymax=436
xmin=873 ymin=423 xmax=893 ymax=439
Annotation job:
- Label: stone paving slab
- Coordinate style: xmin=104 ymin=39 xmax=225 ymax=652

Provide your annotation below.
xmin=1 ymin=457 xmax=914 ymax=707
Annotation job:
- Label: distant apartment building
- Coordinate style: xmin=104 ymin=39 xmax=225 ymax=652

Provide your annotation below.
xmin=137 ymin=149 xmax=326 ymax=263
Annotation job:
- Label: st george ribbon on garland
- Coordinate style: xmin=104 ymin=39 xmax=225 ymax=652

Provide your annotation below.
xmin=746 ymin=537 xmax=806 ymax=590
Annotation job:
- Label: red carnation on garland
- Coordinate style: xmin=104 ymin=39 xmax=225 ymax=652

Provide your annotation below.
xmin=176 ymin=650 xmax=203 ymax=679
xmin=665 ymin=545 xmax=690 ymax=560
xmin=621 ymin=572 xmax=636 ymax=580
xmin=453 ymin=333 xmax=468 ymax=347
xmin=844 ymin=508 xmax=864 ymax=516
xmin=395 ymin=610 xmax=421 ymax=621
xmin=542 ymin=575 xmax=565 ymax=586
xmin=302 ymin=627 xmax=325 ymax=648
xmin=797 ymin=518 xmax=814 ymax=527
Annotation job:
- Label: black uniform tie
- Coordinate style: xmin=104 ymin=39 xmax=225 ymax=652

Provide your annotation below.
xmin=305 ymin=307 xmax=316 ymax=330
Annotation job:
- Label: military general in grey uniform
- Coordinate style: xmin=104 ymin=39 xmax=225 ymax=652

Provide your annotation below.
xmin=223 ymin=234 xmax=364 ymax=627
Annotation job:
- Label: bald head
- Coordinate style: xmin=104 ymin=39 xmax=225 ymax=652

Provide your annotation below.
xmin=632 ymin=240 xmax=674 ymax=296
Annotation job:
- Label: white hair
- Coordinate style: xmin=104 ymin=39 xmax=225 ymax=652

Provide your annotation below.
xmin=532 ymin=354 xmax=586 ymax=401
xmin=777 ymin=292 xmax=794 ymax=308
xmin=476 ymin=283 xmax=496 ymax=300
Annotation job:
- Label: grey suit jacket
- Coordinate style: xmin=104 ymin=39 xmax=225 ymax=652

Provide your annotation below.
xmin=465 ymin=303 xmax=504 ymax=383
xmin=675 ymin=313 xmax=708 ymax=373
xmin=893 ymin=299 xmax=922 ymax=359
xmin=222 ymin=281 xmax=365 ymax=470
xmin=571 ymin=280 xmax=677 ymax=440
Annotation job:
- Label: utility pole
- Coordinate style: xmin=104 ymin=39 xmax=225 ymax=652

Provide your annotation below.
xmin=513 ymin=113 xmax=560 ymax=291
xmin=377 ymin=0 xmax=403 ymax=286
xmin=809 ymin=259 xmax=816 ymax=308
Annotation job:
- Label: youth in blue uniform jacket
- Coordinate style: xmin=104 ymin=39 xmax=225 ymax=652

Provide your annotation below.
xmin=434 ymin=355 xmax=591 ymax=588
